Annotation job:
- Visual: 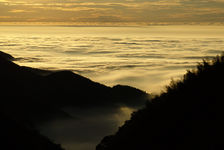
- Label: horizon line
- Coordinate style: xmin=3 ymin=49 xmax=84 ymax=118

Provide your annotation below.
xmin=0 ymin=22 xmax=224 ymax=27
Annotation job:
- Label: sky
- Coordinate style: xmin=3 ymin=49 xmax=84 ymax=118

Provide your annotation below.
xmin=0 ymin=0 xmax=224 ymax=25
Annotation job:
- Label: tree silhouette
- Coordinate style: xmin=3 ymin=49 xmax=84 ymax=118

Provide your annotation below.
xmin=97 ymin=54 xmax=224 ymax=150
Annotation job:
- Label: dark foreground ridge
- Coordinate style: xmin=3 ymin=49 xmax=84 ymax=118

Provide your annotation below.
xmin=0 ymin=51 xmax=149 ymax=150
xmin=97 ymin=54 xmax=224 ymax=150
xmin=0 ymin=113 xmax=64 ymax=150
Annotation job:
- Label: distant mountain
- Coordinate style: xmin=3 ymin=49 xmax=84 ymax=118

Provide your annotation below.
xmin=96 ymin=55 xmax=224 ymax=150
xmin=0 ymin=50 xmax=149 ymax=124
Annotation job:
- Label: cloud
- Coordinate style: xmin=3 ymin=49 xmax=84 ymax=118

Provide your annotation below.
xmin=9 ymin=9 xmax=34 ymax=13
xmin=0 ymin=0 xmax=224 ymax=24
xmin=39 ymin=106 xmax=135 ymax=150
xmin=75 ymin=15 xmax=127 ymax=22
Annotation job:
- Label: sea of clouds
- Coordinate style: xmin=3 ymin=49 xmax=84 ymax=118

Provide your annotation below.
xmin=1 ymin=26 xmax=224 ymax=150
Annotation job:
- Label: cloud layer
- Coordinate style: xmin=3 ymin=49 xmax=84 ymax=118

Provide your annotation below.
xmin=0 ymin=0 xmax=224 ymax=24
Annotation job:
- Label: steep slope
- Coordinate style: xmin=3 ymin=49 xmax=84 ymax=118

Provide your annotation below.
xmin=0 ymin=112 xmax=64 ymax=150
xmin=96 ymin=55 xmax=224 ymax=150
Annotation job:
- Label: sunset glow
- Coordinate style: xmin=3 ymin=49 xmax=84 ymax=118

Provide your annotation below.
xmin=1 ymin=1 xmax=223 ymax=150
xmin=1 ymin=0 xmax=224 ymax=25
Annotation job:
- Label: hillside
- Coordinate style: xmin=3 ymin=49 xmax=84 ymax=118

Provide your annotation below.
xmin=0 ymin=51 xmax=149 ymax=124
xmin=0 ymin=112 xmax=64 ymax=150
xmin=96 ymin=54 xmax=224 ymax=150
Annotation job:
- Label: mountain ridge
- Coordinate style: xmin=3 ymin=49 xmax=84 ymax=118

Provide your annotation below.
xmin=0 ymin=50 xmax=149 ymax=150
xmin=0 ymin=51 xmax=149 ymax=124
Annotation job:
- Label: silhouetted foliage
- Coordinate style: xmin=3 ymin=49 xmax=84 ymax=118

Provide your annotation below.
xmin=96 ymin=54 xmax=224 ymax=150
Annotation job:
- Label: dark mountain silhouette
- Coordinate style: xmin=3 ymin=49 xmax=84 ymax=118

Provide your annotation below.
xmin=0 ymin=51 xmax=149 ymax=150
xmin=111 ymin=85 xmax=148 ymax=107
xmin=0 ymin=112 xmax=64 ymax=150
xmin=0 ymin=52 xmax=70 ymax=124
xmin=96 ymin=54 xmax=224 ymax=150
xmin=0 ymin=50 xmax=148 ymax=124
xmin=0 ymin=51 xmax=15 ymax=61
